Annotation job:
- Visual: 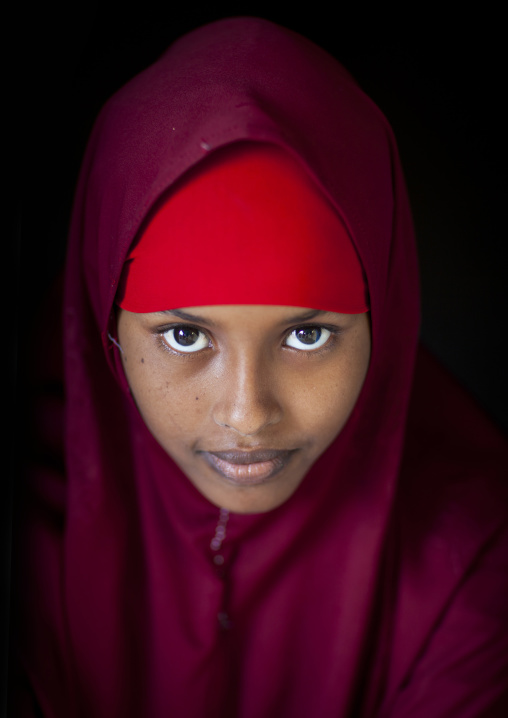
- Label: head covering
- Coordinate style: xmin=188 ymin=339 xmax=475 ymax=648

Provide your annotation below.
xmin=15 ymin=17 xmax=508 ymax=718
xmin=117 ymin=142 xmax=369 ymax=313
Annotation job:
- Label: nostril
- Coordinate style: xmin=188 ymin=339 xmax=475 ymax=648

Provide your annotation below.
xmin=212 ymin=399 xmax=283 ymax=437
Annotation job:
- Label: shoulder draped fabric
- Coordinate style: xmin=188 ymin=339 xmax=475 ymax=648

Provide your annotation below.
xmin=14 ymin=17 xmax=508 ymax=718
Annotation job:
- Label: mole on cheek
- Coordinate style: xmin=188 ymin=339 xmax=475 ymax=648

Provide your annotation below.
xmin=141 ymin=358 xmax=144 ymax=363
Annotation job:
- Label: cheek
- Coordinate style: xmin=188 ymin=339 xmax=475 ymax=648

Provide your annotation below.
xmin=121 ymin=349 xmax=213 ymax=441
xmin=294 ymin=342 xmax=370 ymax=443
xmin=293 ymin=377 xmax=356 ymax=439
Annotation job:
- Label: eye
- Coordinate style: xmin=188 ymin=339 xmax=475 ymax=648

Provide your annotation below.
xmin=162 ymin=326 xmax=210 ymax=353
xmin=285 ymin=326 xmax=331 ymax=351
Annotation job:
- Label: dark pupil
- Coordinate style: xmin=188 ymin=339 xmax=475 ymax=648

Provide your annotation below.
xmin=296 ymin=327 xmax=321 ymax=344
xmin=175 ymin=327 xmax=199 ymax=346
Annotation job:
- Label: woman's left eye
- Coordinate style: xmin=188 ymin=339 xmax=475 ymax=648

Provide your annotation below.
xmin=162 ymin=326 xmax=210 ymax=353
xmin=285 ymin=326 xmax=331 ymax=351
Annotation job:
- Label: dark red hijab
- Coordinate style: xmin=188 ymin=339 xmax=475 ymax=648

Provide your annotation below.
xmin=15 ymin=17 xmax=508 ymax=718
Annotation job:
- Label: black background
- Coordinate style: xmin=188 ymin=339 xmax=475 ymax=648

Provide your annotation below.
xmin=7 ymin=2 xmax=507 ymax=708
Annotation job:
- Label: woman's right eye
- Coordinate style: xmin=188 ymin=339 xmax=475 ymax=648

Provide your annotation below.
xmin=162 ymin=326 xmax=210 ymax=353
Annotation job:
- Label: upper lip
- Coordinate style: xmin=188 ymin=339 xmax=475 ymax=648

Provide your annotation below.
xmin=200 ymin=449 xmax=294 ymax=464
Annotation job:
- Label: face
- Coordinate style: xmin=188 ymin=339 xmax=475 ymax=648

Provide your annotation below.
xmin=117 ymin=305 xmax=371 ymax=513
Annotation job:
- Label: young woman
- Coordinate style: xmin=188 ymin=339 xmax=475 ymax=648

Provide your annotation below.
xmin=13 ymin=17 xmax=508 ymax=718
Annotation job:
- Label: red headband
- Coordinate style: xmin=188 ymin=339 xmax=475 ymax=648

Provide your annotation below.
xmin=117 ymin=143 xmax=369 ymax=313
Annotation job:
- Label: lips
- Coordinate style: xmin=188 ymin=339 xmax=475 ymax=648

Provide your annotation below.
xmin=200 ymin=449 xmax=296 ymax=486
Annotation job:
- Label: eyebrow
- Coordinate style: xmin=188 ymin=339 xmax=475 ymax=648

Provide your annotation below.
xmin=157 ymin=308 xmax=218 ymax=325
xmin=157 ymin=307 xmax=329 ymax=326
xmin=282 ymin=309 xmax=328 ymax=323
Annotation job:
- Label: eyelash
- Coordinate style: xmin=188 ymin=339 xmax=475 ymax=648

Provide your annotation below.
xmin=153 ymin=324 xmax=210 ymax=358
xmin=155 ymin=323 xmax=341 ymax=356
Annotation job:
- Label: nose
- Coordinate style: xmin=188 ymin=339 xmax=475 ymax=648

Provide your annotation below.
xmin=212 ymin=352 xmax=283 ymax=437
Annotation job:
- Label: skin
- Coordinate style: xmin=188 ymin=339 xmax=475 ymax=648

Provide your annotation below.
xmin=117 ymin=305 xmax=371 ymax=514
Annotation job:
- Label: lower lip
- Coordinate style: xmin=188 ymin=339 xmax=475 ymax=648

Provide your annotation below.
xmin=202 ymin=452 xmax=293 ymax=486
